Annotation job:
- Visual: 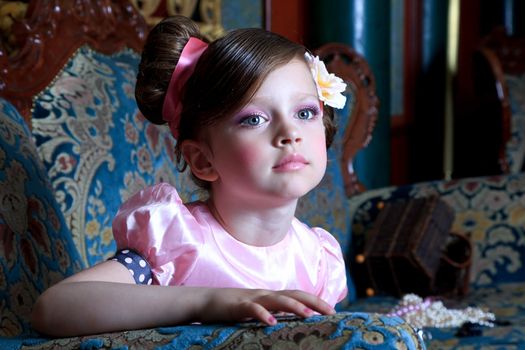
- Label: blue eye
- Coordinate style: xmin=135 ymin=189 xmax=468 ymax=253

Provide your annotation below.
xmin=297 ymin=108 xmax=317 ymax=120
xmin=240 ymin=115 xmax=265 ymax=126
xmin=240 ymin=114 xmax=265 ymax=126
xmin=241 ymin=115 xmax=263 ymax=126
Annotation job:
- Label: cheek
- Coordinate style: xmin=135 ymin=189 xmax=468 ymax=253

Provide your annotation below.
xmin=231 ymin=142 xmax=263 ymax=170
xmin=315 ymin=139 xmax=328 ymax=167
xmin=311 ymin=130 xmax=328 ymax=174
xmin=312 ymin=127 xmax=328 ymax=160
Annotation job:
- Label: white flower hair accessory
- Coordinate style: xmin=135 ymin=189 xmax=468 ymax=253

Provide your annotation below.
xmin=305 ymin=52 xmax=347 ymax=109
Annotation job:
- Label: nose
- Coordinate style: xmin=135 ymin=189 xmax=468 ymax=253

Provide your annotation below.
xmin=275 ymin=120 xmax=302 ymax=146
xmin=278 ymin=134 xmax=302 ymax=146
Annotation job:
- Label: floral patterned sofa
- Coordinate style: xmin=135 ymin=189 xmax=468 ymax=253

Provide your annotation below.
xmin=0 ymin=0 xmax=425 ymax=349
xmin=346 ymin=174 xmax=525 ymax=349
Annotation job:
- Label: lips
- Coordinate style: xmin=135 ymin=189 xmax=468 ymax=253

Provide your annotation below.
xmin=273 ymin=153 xmax=309 ymax=171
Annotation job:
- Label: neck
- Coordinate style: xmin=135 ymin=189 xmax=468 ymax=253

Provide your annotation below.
xmin=207 ymin=193 xmax=298 ymax=247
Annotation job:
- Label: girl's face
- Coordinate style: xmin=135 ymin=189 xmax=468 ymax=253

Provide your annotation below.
xmin=205 ymin=58 xmax=327 ymax=207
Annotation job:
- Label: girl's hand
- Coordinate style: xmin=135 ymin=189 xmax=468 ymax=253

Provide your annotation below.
xmin=198 ymin=288 xmax=336 ymax=326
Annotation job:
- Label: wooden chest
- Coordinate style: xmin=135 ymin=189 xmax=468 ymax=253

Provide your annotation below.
xmin=359 ymin=196 xmax=456 ymax=297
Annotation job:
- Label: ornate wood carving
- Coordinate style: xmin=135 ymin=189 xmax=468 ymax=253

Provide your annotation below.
xmin=315 ymin=43 xmax=379 ymax=197
xmin=0 ymin=0 xmax=148 ymax=124
xmin=477 ymin=27 xmax=525 ymax=173
xmin=130 ymin=0 xmax=225 ymax=40
xmin=0 ymin=1 xmax=28 ymax=55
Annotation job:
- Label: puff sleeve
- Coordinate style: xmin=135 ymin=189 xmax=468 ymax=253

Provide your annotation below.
xmin=314 ymin=228 xmax=348 ymax=307
xmin=112 ymin=183 xmax=201 ymax=286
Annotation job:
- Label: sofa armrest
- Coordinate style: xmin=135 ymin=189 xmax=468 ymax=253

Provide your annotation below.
xmin=12 ymin=313 xmax=425 ymax=349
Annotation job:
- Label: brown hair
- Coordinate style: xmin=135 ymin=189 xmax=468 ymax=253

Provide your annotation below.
xmin=135 ymin=16 xmax=336 ymax=186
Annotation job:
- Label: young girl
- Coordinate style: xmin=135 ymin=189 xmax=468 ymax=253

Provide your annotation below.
xmin=31 ymin=15 xmax=348 ymax=337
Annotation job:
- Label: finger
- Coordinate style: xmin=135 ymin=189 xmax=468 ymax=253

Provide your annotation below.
xmin=279 ymin=290 xmax=336 ymax=315
xmin=256 ymin=294 xmax=314 ymax=318
xmin=238 ymin=302 xmax=277 ymax=326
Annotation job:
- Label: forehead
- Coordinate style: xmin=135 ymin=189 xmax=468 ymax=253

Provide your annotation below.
xmin=252 ymin=58 xmax=317 ymax=97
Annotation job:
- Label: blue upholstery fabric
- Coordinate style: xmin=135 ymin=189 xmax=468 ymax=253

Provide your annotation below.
xmin=31 ymin=46 xmax=200 ymax=266
xmin=347 ymin=283 xmax=525 ymax=348
xmin=9 ymin=313 xmax=425 ymax=349
xmin=0 ymin=98 xmax=84 ymax=337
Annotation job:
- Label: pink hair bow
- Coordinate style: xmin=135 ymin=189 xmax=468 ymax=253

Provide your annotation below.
xmin=162 ymin=37 xmax=208 ymax=139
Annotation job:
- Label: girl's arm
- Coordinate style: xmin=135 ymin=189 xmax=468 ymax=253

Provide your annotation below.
xmin=31 ymin=261 xmax=335 ymax=337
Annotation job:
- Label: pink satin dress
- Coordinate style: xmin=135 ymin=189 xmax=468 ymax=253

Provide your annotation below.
xmin=112 ymin=183 xmax=348 ymax=307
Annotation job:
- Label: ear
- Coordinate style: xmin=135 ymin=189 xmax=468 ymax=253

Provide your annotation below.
xmin=181 ymin=140 xmax=219 ymax=182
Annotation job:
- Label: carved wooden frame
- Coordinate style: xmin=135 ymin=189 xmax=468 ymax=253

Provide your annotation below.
xmin=0 ymin=0 xmax=148 ymax=125
xmin=476 ymin=27 xmax=525 ymax=173
xmin=129 ymin=0 xmax=227 ymax=40
xmin=315 ymin=43 xmax=379 ymax=196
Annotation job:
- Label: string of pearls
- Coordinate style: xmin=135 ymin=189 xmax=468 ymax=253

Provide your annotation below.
xmin=388 ymin=294 xmax=496 ymax=329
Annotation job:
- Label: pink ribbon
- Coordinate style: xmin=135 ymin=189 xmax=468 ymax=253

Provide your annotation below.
xmin=162 ymin=37 xmax=208 ymax=139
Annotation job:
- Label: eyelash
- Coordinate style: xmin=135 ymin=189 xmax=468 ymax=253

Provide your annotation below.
xmin=238 ymin=105 xmax=321 ymax=127
xmin=297 ymin=106 xmax=320 ymax=120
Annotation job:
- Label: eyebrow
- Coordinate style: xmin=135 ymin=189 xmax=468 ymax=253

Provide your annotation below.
xmin=248 ymin=92 xmax=319 ymax=104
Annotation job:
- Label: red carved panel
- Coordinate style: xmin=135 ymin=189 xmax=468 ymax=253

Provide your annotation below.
xmin=0 ymin=0 xmax=148 ymax=125
xmin=315 ymin=43 xmax=379 ymax=196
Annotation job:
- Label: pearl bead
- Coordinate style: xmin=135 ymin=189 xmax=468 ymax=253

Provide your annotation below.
xmin=387 ymin=293 xmax=496 ymax=329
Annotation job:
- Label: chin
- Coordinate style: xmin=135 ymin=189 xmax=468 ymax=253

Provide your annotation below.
xmin=276 ymin=183 xmax=319 ymax=201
